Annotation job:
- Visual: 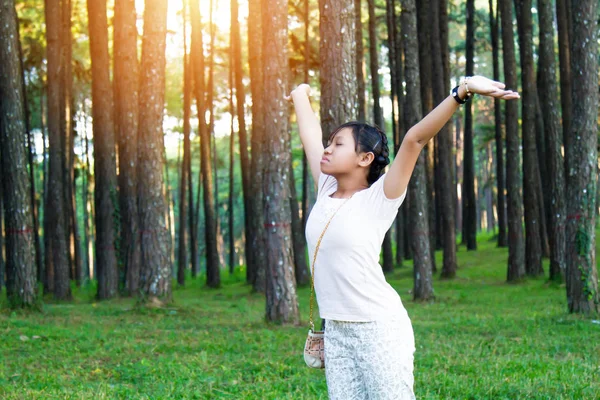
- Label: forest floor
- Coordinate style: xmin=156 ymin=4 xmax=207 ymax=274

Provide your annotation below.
xmin=1 ymin=230 xmax=600 ymax=399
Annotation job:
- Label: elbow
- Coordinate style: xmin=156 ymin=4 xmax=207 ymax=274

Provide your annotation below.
xmin=404 ymin=129 xmax=427 ymax=149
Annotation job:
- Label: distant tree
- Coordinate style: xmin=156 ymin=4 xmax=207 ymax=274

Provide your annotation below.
xmin=44 ymin=0 xmax=70 ymax=299
xmin=537 ymin=0 xmax=566 ymax=282
xmin=431 ymin=0 xmax=457 ymax=278
xmin=87 ymin=0 xmax=119 ymax=299
xmin=499 ymin=0 xmax=525 ymax=281
xmin=488 ymin=0 xmax=507 ymax=248
xmin=401 ymin=0 xmax=434 ymax=301
xmin=462 ymin=0 xmax=477 ymax=250
xmin=190 ymin=0 xmax=220 ymax=288
xmin=555 ymin=0 xmax=572 ymax=162
xmin=515 ymin=0 xmax=543 ymax=277
xmin=178 ymin=2 xmax=192 ymax=286
xmin=247 ymin=0 xmax=267 ymax=292
xmin=114 ymin=0 xmax=141 ymax=294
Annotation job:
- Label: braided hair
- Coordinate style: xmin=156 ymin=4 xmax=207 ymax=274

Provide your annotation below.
xmin=328 ymin=121 xmax=391 ymax=185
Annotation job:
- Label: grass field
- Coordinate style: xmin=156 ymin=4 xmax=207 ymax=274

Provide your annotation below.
xmin=1 ymin=232 xmax=599 ymax=399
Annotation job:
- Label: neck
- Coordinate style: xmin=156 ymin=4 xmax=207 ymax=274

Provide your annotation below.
xmin=331 ymin=174 xmax=369 ymax=198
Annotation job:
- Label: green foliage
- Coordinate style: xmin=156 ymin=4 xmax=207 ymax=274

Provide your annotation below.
xmin=2 ymin=233 xmax=600 ymax=398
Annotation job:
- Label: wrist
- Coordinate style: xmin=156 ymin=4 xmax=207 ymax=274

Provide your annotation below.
xmin=457 ymin=84 xmax=468 ymax=101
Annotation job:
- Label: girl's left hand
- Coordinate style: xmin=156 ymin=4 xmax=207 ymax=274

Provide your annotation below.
xmin=463 ymin=76 xmax=520 ymax=100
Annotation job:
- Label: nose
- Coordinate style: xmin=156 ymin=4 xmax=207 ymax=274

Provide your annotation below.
xmin=324 ymin=144 xmax=333 ymax=154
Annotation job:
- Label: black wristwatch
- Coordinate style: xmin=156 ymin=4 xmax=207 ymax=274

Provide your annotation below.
xmin=451 ymin=85 xmax=469 ymax=104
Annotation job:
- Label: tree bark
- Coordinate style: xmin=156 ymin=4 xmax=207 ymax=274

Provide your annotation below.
xmin=401 ymin=0 xmax=434 ymax=301
xmin=537 ymin=0 xmax=566 ymax=283
xmin=0 ymin=170 xmax=4 ymax=292
xmin=555 ymin=0 xmax=572 ymax=168
xmin=356 ymin=0 xmax=366 ymax=121
xmin=515 ymin=0 xmax=543 ymax=277
xmin=367 ymin=0 xmax=393 ymax=273
xmin=462 ymin=0 xmax=477 ymax=250
xmin=431 ymin=0 xmax=457 ymax=279
xmin=488 ymin=0 xmax=507 ymax=248
xmin=228 ymin=59 xmax=235 ymax=273
xmin=0 ymin=0 xmax=38 ymax=307
xmin=565 ymin=0 xmax=598 ymax=314
xmin=319 ymin=0 xmax=358 ymax=139
xmin=416 ymin=0 xmax=437 ymax=271
xmin=138 ymin=0 xmax=172 ymax=300
xmin=231 ymin=0 xmax=254 ymax=278
xmin=499 ymin=0 xmax=525 ymax=282
xmin=178 ymin=8 xmax=192 ymax=286
xmin=248 ymin=0 xmax=266 ymax=291
xmin=45 ymin=0 xmax=70 ymax=299
xmin=87 ymin=0 xmax=119 ymax=300
xmin=262 ymin=0 xmax=300 ymax=324
xmin=114 ymin=0 xmax=141 ymax=295
xmin=190 ymin=0 xmax=219 ymax=288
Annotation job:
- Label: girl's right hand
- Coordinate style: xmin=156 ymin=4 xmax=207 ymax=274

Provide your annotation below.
xmin=284 ymin=83 xmax=311 ymax=102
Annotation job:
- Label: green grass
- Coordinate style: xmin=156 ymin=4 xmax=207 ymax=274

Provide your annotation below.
xmin=1 ymin=233 xmax=599 ymax=399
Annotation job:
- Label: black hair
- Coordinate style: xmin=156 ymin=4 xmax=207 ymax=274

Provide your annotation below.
xmin=327 ymin=121 xmax=391 ymax=185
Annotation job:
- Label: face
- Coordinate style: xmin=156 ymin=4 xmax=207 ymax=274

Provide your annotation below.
xmin=320 ymin=128 xmax=373 ymax=176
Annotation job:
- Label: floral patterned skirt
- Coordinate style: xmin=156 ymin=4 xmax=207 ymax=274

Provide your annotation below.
xmin=324 ymin=318 xmax=416 ymax=400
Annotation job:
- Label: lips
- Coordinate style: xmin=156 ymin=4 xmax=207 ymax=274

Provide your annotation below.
xmin=320 ymin=157 xmax=330 ymax=163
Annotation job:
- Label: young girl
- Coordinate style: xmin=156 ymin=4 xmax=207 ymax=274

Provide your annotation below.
xmin=287 ymin=76 xmax=519 ymax=399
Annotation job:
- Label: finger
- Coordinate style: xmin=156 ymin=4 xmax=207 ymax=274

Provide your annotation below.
xmin=500 ymin=92 xmax=520 ymax=99
xmin=491 ymin=80 xmax=506 ymax=89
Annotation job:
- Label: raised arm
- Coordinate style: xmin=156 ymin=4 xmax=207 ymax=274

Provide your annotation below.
xmin=383 ymin=76 xmax=520 ymax=199
xmin=286 ymin=84 xmax=324 ymax=186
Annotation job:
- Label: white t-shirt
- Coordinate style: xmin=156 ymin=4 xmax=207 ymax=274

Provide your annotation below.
xmin=305 ymin=172 xmax=409 ymax=322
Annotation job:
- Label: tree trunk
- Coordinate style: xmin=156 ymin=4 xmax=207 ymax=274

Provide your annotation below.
xmin=462 ymin=0 xmax=477 ymax=250
xmin=114 ymin=0 xmax=141 ymax=295
xmin=0 ymin=0 xmax=38 ymax=307
xmin=401 ymin=0 xmax=434 ymax=301
xmin=537 ymin=0 xmax=566 ymax=283
xmin=231 ymin=0 xmax=253 ymax=277
xmin=489 ymin=0 xmax=507 ymax=248
xmin=45 ymin=0 xmax=70 ymax=300
xmin=178 ymin=10 xmax=191 ymax=286
xmin=290 ymin=163 xmax=310 ymax=286
xmin=61 ymin=0 xmax=75 ymax=283
xmin=514 ymin=0 xmax=543 ymax=277
xmin=431 ymin=0 xmax=457 ymax=278
xmin=262 ymin=0 xmax=300 ymax=324
xmin=356 ymin=0 xmax=366 ymax=121
xmin=319 ymin=0 xmax=358 ymax=139
xmin=416 ymin=0 xmax=437 ymax=271
xmin=555 ymin=0 xmax=572 ymax=168
xmin=191 ymin=0 xmax=220 ymax=288
xmin=0 ymin=170 xmax=4 ymax=292
xmin=499 ymin=0 xmax=525 ymax=282
xmin=228 ymin=60 xmax=235 ymax=273
xmin=367 ymin=0 xmax=393 ymax=273
xmin=392 ymin=0 xmax=407 ymax=266
xmin=19 ymin=40 xmax=44 ymax=291
xmin=565 ymin=0 xmax=598 ymax=314
xmin=87 ymin=0 xmax=119 ymax=299
xmin=81 ymin=131 xmax=90 ymax=282
xmin=248 ymin=0 xmax=266 ymax=292
xmin=138 ymin=0 xmax=172 ymax=300
xmin=301 ymin=0 xmax=311 ymax=240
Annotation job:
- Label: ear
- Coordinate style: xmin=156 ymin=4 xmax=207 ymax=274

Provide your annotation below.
xmin=357 ymin=151 xmax=375 ymax=167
